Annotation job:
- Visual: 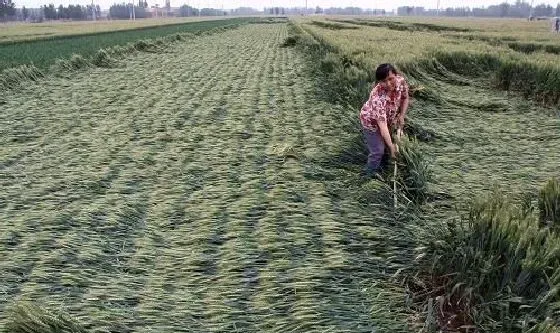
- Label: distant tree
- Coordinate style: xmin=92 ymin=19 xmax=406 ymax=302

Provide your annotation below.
xmin=62 ymin=4 xmax=70 ymax=19
xmin=179 ymin=4 xmax=198 ymax=16
xmin=200 ymin=7 xmax=223 ymax=16
xmin=49 ymin=3 xmax=57 ymax=19
xmin=109 ymin=3 xmax=147 ymax=19
xmin=231 ymin=6 xmax=257 ymax=15
xmin=69 ymin=5 xmax=86 ymax=20
xmin=507 ymin=0 xmax=530 ymax=17
xmin=87 ymin=4 xmax=99 ymax=19
xmin=315 ymin=6 xmax=322 ymax=14
xmin=42 ymin=4 xmax=56 ymax=19
xmin=30 ymin=13 xmax=43 ymax=22
xmin=22 ymin=5 xmax=28 ymax=20
xmin=499 ymin=2 xmax=510 ymax=17
xmin=109 ymin=3 xmax=127 ymax=18
xmin=556 ymin=3 xmax=560 ymax=16
xmin=0 ymin=0 xmax=16 ymax=19
xmin=179 ymin=4 xmax=187 ymax=15
xmin=534 ymin=3 xmax=553 ymax=16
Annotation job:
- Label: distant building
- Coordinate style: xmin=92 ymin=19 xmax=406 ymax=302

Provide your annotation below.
xmin=150 ymin=6 xmax=185 ymax=17
xmin=397 ymin=6 xmax=425 ymax=16
xmin=230 ymin=7 xmax=260 ymax=15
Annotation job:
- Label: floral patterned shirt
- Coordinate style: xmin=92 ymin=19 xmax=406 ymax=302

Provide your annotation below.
xmin=359 ymin=75 xmax=409 ymax=132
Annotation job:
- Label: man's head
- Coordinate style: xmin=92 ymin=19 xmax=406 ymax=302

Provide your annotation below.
xmin=376 ymin=63 xmax=398 ymax=91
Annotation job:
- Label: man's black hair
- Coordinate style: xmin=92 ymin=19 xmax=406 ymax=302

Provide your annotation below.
xmin=375 ymin=63 xmax=398 ymax=82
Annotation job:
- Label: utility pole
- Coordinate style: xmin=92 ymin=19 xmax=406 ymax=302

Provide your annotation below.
xmin=437 ymin=0 xmax=440 ymax=16
xmin=129 ymin=2 xmax=136 ymax=20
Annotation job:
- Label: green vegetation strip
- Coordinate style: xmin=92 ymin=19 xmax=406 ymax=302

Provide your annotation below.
xmin=0 ymin=18 xmax=250 ymax=71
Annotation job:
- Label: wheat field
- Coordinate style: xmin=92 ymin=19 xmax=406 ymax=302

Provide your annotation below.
xmin=1 ymin=17 xmax=559 ymax=332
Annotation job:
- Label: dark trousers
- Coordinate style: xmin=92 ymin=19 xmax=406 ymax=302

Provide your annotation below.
xmin=363 ymin=128 xmax=388 ymax=172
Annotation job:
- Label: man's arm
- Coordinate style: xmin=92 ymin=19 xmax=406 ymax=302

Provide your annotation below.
xmin=400 ymin=96 xmax=409 ymax=119
xmin=377 ymin=120 xmax=396 ymax=158
xmin=396 ymin=91 xmax=410 ymax=129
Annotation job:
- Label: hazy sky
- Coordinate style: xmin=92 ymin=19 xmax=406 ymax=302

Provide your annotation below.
xmin=14 ymin=0 xmax=560 ymax=11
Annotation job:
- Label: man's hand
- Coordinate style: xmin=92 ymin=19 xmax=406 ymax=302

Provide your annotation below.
xmin=388 ymin=143 xmax=398 ymax=159
xmin=378 ymin=120 xmax=398 ymax=159
xmin=396 ymin=114 xmax=406 ymax=129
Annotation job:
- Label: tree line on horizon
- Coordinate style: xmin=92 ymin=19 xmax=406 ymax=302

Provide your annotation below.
xmin=2 ymin=0 xmax=560 ymax=23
